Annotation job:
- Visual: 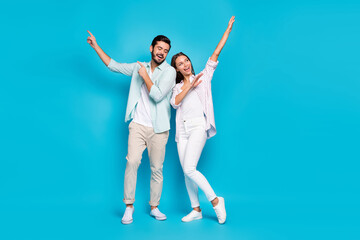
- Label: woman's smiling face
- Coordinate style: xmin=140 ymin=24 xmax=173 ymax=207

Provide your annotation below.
xmin=175 ymin=55 xmax=193 ymax=77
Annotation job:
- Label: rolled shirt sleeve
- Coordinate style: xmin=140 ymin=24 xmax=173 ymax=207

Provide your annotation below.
xmin=170 ymin=84 xmax=182 ymax=109
xmin=149 ymin=67 xmax=176 ymax=103
xmin=201 ymin=58 xmax=219 ymax=83
xmin=107 ymin=59 xmax=137 ymax=76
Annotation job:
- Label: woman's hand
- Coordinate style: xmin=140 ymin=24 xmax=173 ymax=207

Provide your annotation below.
xmin=174 ymin=73 xmax=204 ymax=105
xmin=191 ymin=73 xmax=204 ymax=88
xmin=227 ymin=16 xmax=235 ymax=32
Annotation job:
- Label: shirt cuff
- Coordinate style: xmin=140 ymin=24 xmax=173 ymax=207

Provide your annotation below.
xmin=206 ymin=58 xmax=219 ymax=69
xmin=107 ymin=58 xmax=116 ymax=69
xmin=171 ymin=87 xmax=183 ymax=108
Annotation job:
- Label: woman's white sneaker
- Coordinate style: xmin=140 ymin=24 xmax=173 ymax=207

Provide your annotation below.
xmin=121 ymin=206 xmax=134 ymax=224
xmin=213 ymin=197 xmax=226 ymax=224
xmin=181 ymin=210 xmax=203 ymax=222
xmin=150 ymin=208 xmax=167 ymax=220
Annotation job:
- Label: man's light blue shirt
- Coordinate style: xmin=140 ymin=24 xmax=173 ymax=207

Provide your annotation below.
xmin=107 ymin=58 xmax=176 ymax=133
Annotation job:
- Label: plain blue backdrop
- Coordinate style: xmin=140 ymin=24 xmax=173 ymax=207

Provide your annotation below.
xmin=1 ymin=0 xmax=359 ymax=239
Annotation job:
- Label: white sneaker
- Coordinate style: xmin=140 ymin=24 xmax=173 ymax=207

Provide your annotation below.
xmin=181 ymin=210 xmax=203 ymax=222
xmin=150 ymin=207 xmax=167 ymax=221
xmin=213 ymin=197 xmax=226 ymax=224
xmin=121 ymin=206 xmax=134 ymax=224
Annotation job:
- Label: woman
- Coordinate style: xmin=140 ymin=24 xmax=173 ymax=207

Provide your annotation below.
xmin=170 ymin=16 xmax=235 ymax=224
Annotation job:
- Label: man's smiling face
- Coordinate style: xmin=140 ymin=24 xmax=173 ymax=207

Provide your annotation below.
xmin=150 ymin=41 xmax=170 ymax=65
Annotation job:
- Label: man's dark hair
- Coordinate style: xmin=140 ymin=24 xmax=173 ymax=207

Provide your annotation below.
xmin=151 ymin=35 xmax=171 ymax=50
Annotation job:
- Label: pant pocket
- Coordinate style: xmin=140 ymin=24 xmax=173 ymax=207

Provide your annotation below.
xmin=184 ymin=117 xmax=206 ymax=132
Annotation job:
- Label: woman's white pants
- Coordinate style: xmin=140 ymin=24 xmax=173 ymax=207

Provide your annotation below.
xmin=177 ymin=117 xmax=217 ymax=208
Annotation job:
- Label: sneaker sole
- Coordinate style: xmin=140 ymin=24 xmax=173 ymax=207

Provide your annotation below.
xmin=217 ymin=197 xmax=226 ymax=224
xmin=121 ymin=219 xmax=133 ymax=224
xmin=182 ymin=216 xmax=203 ymax=222
xmin=150 ymin=214 xmax=167 ymax=221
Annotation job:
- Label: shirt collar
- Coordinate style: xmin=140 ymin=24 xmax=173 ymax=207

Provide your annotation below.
xmin=146 ymin=60 xmax=167 ymax=71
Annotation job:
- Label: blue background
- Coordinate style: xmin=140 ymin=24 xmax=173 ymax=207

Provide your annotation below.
xmin=1 ymin=0 xmax=359 ymax=239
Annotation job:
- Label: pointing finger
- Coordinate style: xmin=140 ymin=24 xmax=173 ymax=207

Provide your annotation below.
xmin=87 ymin=30 xmax=94 ymax=37
xmin=137 ymin=61 xmax=144 ymax=67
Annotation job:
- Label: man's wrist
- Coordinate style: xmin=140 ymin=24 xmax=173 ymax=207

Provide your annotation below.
xmin=141 ymin=73 xmax=148 ymax=79
xmin=93 ymin=44 xmax=100 ymax=50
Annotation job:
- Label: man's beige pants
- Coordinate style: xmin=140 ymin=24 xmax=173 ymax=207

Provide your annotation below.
xmin=123 ymin=121 xmax=169 ymax=206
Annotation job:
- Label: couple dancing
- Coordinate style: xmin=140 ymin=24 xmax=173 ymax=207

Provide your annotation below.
xmin=87 ymin=16 xmax=235 ymax=224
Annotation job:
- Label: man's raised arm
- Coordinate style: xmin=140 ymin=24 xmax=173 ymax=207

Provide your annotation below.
xmin=87 ymin=30 xmax=136 ymax=76
xmin=87 ymin=30 xmax=111 ymax=66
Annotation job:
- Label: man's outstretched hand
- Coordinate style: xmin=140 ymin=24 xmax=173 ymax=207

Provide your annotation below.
xmin=87 ymin=30 xmax=98 ymax=48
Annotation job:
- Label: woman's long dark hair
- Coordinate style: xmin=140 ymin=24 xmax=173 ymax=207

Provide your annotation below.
xmin=171 ymin=52 xmax=195 ymax=84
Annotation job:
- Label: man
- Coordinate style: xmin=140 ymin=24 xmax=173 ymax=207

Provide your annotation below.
xmin=87 ymin=31 xmax=176 ymax=224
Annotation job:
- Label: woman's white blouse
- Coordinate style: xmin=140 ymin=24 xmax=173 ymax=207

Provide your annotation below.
xmin=180 ymin=85 xmax=204 ymax=120
xmin=170 ymin=58 xmax=219 ymax=142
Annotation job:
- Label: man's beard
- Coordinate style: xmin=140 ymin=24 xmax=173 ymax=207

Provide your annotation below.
xmin=151 ymin=51 xmax=165 ymax=65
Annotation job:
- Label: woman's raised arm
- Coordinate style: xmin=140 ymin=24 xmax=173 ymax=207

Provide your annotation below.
xmin=210 ymin=16 xmax=235 ymax=62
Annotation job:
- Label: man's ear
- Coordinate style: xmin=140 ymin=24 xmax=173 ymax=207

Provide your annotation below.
xmin=150 ymin=45 xmax=153 ymax=52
